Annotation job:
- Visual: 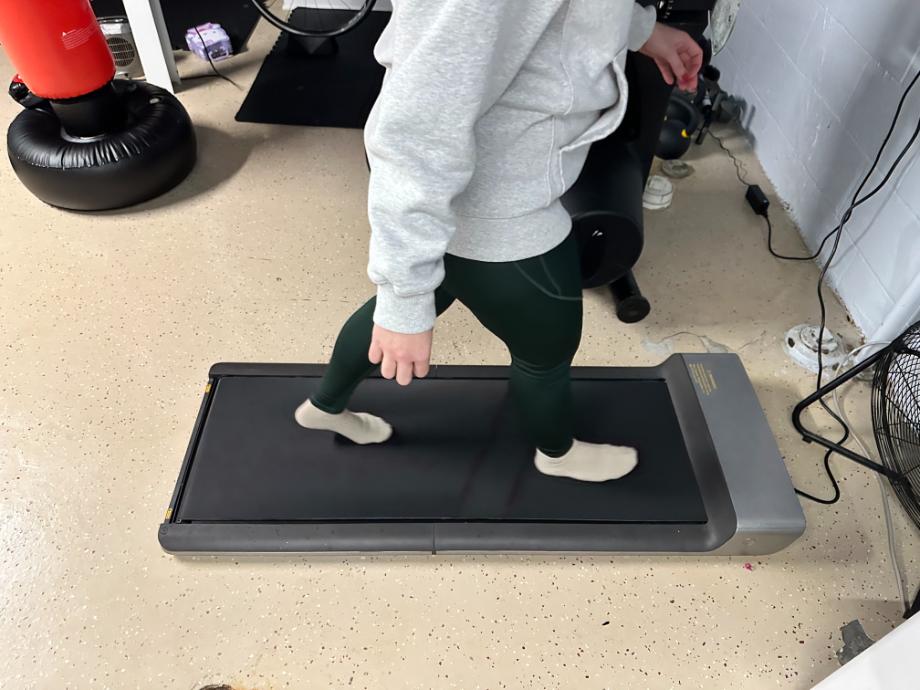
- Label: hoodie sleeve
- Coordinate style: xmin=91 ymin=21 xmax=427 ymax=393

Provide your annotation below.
xmin=365 ymin=0 xmax=565 ymax=334
xmin=627 ymin=3 xmax=658 ymax=52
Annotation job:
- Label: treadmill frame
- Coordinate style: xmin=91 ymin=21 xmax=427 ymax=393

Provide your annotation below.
xmin=158 ymin=354 xmax=805 ymax=555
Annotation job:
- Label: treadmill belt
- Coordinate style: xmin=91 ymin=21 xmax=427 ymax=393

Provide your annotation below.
xmin=235 ymin=9 xmax=388 ymax=128
xmin=176 ymin=373 xmax=707 ymax=524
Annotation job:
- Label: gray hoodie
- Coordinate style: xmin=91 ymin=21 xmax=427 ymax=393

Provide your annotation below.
xmin=365 ymin=0 xmax=657 ymax=333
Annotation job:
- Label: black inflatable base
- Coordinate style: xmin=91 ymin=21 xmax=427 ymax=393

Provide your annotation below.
xmin=6 ymin=80 xmax=197 ymax=211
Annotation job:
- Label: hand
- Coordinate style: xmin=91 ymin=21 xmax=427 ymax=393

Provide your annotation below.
xmin=638 ymin=23 xmax=704 ymax=93
xmin=369 ymin=325 xmax=433 ymax=386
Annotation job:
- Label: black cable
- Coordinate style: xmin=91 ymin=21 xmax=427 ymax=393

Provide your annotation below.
xmin=708 ymin=129 xmax=751 ymax=186
xmin=804 ymin=106 xmax=920 ymax=503
xmin=710 ymin=130 xmax=824 ymax=261
xmin=709 ymin=128 xmax=845 ymax=502
xmin=188 ymin=27 xmax=243 ymax=90
xmin=709 ymin=64 xmax=920 ymax=264
xmin=709 ymin=68 xmax=920 ymax=504
xmin=794 ymin=449 xmax=842 ymax=504
xmin=762 ymin=211 xmax=819 ymax=262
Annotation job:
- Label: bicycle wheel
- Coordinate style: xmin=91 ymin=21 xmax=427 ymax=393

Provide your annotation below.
xmin=249 ymin=0 xmax=377 ymax=38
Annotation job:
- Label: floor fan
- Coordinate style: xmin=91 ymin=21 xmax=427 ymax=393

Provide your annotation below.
xmin=794 ymin=320 xmax=920 ymax=617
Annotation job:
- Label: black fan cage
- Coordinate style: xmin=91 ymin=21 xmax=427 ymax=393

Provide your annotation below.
xmin=872 ymin=320 xmax=920 ymax=529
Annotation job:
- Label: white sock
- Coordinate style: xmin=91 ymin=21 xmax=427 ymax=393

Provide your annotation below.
xmin=534 ymin=439 xmax=638 ymax=482
xmin=294 ymin=400 xmax=393 ymax=445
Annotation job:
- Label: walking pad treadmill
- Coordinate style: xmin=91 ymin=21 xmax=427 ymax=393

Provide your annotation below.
xmin=158 ymin=354 xmax=805 ymax=555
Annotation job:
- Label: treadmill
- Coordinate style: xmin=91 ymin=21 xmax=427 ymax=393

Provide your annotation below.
xmin=159 ymin=3 xmax=805 ymax=556
xmin=158 ymin=354 xmax=806 ymax=555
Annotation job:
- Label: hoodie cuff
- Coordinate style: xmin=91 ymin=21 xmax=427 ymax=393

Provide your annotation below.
xmin=628 ymin=4 xmax=657 ymax=52
xmin=373 ymin=284 xmax=437 ymax=334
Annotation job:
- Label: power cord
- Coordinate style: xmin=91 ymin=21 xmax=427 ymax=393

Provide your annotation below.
xmin=708 ymin=131 xmax=818 ymax=262
xmin=706 ymin=67 xmax=920 ymax=505
xmin=709 ymin=77 xmax=920 ymax=617
xmin=708 ymin=129 xmax=750 ymax=186
xmin=183 ymin=27 xmax=243 ymax=90
xmin=831 ymin=341 xmax=910 ymax=614
xmin=800 ymin=88 xmax=920 ymax=505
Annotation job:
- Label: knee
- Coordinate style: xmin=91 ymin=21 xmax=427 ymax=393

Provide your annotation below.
xmin=512 ymin=357 xmax=571 ymax=383
xmin=511 ymin=331 xmax=578 ymax=380
xmin=512 ymin=326 xmax=580 ymax=374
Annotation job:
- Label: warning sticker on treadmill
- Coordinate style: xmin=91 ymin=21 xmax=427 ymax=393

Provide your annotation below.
xmin=689 ymin=362 xmax=718 ymax=396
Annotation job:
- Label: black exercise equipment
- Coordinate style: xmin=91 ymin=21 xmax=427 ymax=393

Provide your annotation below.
xmin=562 ymin=135 xmax=651 ymax=323
xmin=560 ymin=6 xmax=713 ymax=322
xmin=159 ymin=354 xmax=805 ymax=555
xmin=561 ymin=51 xmax=666 ymax=324
xmin=8 ymin=80 xmax=196 ymax=210
xmin=657 ymin=93 xmax=703 ymax=160
xmin=235 ymin=8 xmax=387 ymax=128
xmin=158 ymin=0 xmax=807 ymax=557
xmin=2 ymin=0 xmax=196 ymax=211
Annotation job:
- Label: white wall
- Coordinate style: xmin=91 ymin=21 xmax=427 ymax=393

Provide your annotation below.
xmin=715 ymin=0 xmax=920 ymax=339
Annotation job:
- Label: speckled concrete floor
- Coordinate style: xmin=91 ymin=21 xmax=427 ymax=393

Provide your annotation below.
xmin=1 ymin=23 xmax=918 ymax=690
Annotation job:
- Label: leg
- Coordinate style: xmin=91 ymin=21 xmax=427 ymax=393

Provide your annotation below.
xmin=444 ymin=235 xmax=637 ymax=481
xmin=444 ymin=235 xmax=581 ymax=453
xmin=295 ymin=288 xmax=455 ymax=442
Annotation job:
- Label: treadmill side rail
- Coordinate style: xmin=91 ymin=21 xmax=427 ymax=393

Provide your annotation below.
xmin=158 ymin=522 xmax=436 ymax=555
xmin=678 ymin=354 xmax=806 ymax=555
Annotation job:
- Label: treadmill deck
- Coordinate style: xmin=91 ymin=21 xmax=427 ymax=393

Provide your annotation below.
xmin=159 ymin=356 xmax=805 ymax=554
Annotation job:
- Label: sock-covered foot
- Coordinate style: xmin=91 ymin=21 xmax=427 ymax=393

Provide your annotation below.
xmin=294 ymin=400 xmax=393 ymax=445
xmin=534 ymin=439 xmax=638 ymax=482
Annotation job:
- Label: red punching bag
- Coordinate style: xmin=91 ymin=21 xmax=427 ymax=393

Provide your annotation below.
xmin=0 ymin=0 xmax=115 ymax=99
xmin=2 ymin=0 xmax=197 ymax=211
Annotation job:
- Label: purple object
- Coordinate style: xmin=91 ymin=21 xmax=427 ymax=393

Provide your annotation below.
xmin=185 ymin=22 xmax=233 ymax=63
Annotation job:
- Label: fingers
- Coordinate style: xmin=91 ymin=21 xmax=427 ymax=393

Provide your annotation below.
xmin=676 ymin=41 xmax=703 ymax=91
xmin=371 ymin=326 xmax=434 ymax=386
xmin=665 ymin=50 xmax=688 ymax=88
xmin=661 ymin=51 xmax=700 ymax=92
xmin=687 ymin=40 xmax=704 ymax=70
xmin=414 ymin=358 xmax=430 ymax=379
xmin=654 ymin=58 xmax=675 ymax=85
xmin=378 ymin=352 xmax=426 ymax=386
xmin=680 ymin=46 xmax=703 ymax=71
xmin=368 ymin=340 xmax=383 ymax=365
xmin=643 ymin=25 xmax=703 ymax=91
xmin=379 ymin=351 xmax=397 ymax=381
xmin=396 ymin=360 xmax=414 ymax=386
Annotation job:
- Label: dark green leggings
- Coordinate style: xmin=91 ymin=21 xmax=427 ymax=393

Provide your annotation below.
xmin=312 ymin=234 xmax=583 ymax=456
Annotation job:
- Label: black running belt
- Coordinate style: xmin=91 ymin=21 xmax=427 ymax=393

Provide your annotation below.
xmin=235 ymin=8 xmax=388 ymax=128
xmin=175 ymin=370 xmax=707 ymax=524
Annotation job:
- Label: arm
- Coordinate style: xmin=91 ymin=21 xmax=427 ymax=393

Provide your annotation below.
xmin=636 ymin=13 xmax=704 ymax=92
xmin=628 ymin=2 xmax=658 ymax=52
xmin=365 ymin=0 xmax=563 ymax=384
xmin=366 ymin=0 xmax=563 ymax=335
